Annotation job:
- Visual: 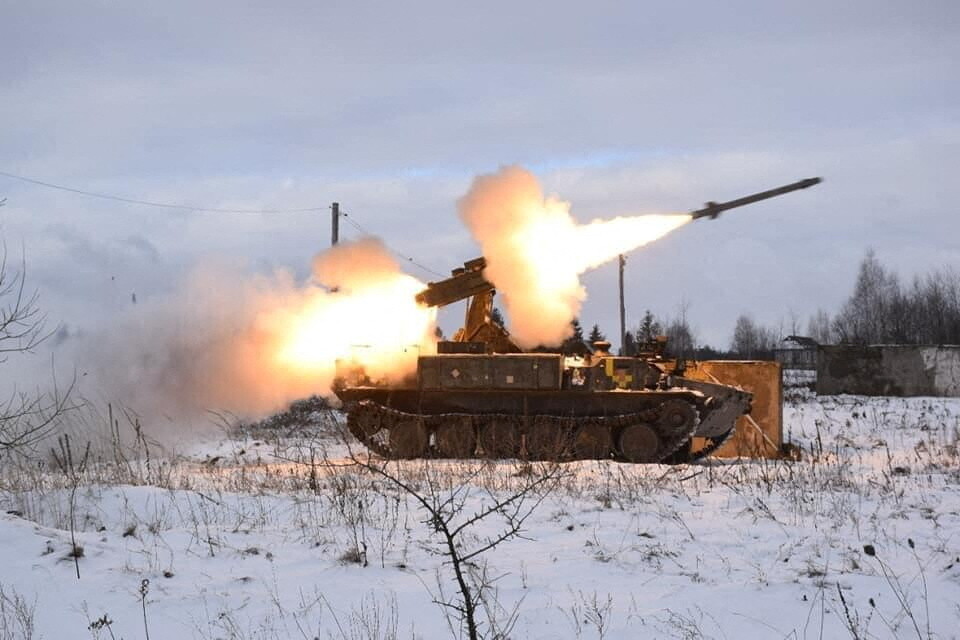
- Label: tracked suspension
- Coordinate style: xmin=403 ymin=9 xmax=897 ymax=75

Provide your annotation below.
xmin=346 ymin=399 xmax=704 ymax=464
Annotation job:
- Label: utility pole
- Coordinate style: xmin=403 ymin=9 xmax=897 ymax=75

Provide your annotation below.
xmin=618 ymin=254 xmax=626 ymax=355
xmin=331 ymin=202 xmax=340 ymax=246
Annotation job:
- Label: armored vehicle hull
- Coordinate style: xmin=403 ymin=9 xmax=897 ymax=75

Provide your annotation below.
xmin=335 ymin=353 xmax=751 ymax=463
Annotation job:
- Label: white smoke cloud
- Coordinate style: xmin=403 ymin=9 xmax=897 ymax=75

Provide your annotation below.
xmin=458 ymin=166 xmax=691 ymax=348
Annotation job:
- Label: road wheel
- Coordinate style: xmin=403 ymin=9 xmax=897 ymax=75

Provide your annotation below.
xmin=348 ymin=405 xmax=382 ymax=438
xmin=390 ymin=419 xmax=428 ymax=458
xmin=478 ymin=418 xmax=519 ymax=458
xmin=659 ymin=399 xmax=697 ymax=432
xmin=572 ymin=422 xmax=613 ymax=459
xmin=618 ymin=423 xmax=661 ymax=463
xmin=525 ymin=416 xmax=570 ymax=460
xmin=435 ymin=418 xmax=476 ymax=458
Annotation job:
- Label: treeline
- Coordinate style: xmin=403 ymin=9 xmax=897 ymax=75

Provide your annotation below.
xmin=825 ymin=249 xmax=960 ymax=345
xmin=609 ymin=249 xmax=960 ymax=360
xmin=617 ymin=308 xmax=755 ymax=360
xmin=553 ymin=315 xmax=699 ymax=359
xmin=621 ymin=309 xmax=697 ymax=359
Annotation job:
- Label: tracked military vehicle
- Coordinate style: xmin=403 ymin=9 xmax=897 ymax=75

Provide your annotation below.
xmin=334 ymin=178 xmax=821 ymax=463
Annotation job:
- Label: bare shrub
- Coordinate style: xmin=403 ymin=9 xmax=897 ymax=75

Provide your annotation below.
xmin=0 ymin=245 xmax=76 ymax=458
xmin=50 ymin=433 xmax=90 ymax=578
xmin=563 ymin=589 xmax=614 ymax=639
xmin=339 ymin=438 xmax=565 ymax=640
xmin=0 ymin=583 xmax=36 ymax=640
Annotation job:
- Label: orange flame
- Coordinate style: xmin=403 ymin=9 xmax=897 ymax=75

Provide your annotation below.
xmin=273 ymin=274 xmax=436 ymax=381
xmin=270 ymin=238 xmax=437 ymax=384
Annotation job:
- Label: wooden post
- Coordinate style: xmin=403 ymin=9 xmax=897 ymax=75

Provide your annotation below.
xmin=331 ymin=202 xmax=340 ymax=246
xmin=618 ymin=254 xmax=626 ymax=355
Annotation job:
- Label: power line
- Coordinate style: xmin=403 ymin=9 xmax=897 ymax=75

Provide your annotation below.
xmin=0 ymin=168 xmax=448 ymax=278
xmin=0 ymin=170 xmax=326 ymax=213
xmin=340 ymin=210 xmax=446 ymax=278
xmin=339 ymin=210 xmax=374 ymax=236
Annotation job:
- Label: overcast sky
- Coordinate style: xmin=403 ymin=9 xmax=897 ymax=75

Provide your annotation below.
xmin=2 ymin=0 xmax=958 ymax=354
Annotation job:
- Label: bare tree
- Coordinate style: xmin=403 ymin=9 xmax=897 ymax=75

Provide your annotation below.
xmin=663 ymin=300 xmax=696 ymax=360
xmin=831 ymin=250 xmax=960 ymax=345
xmin=833 ymin=248 xmax=901 ymax=344
xmin=807 ymin=309 xmax=834 ymax=345
xmin=0 ymin=243 xmax=75 ymax=455
xmin=911 ymin=268 xmax=960 ymax=344
xmin=784 ymin=308 xmax=802 ymax=337
xmin=344 ymin=447 xmax=564 ymax=640
xmin=731 ymin=315 xmax=758 ymax=357
xmin=730 ymin=314 xmax=778 ymax=359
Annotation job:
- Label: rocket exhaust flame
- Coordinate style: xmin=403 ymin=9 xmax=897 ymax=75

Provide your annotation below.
xmin=271 ymin=238 xmax=437 ymax=385
xmin=459 ymin=166 xmax=690 ymax=348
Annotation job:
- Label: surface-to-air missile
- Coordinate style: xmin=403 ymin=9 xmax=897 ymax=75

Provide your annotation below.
xmin=690 ymin=177 xmax=822 ymax=221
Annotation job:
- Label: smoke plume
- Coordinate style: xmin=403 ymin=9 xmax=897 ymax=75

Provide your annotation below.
xmin=73 ymin=239 xmax=436 ymax=427
xmin=458 ymin=166 xmax=691 ymax=348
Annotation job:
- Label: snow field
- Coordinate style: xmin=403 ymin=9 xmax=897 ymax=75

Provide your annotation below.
xmin=0 ymin=394 xmax=958 ymax=639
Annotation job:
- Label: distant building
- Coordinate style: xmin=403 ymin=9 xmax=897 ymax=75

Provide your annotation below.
xmin=817 ymin=345 xmax=960 ymax=397
xmin=774 ymin=336 xmax=819 ymax=371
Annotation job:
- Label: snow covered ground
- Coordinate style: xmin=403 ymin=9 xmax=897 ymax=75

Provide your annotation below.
xmin=1 ymin=393 xmax=958 ymax=639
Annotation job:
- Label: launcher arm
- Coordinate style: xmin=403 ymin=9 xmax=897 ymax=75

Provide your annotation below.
xmin=415 ymin=257 xmax=519 ymax=353
xmin=414 ymin=257 xmax=493 ymax=308
xmin=453 ymin=289 xmax=520 ymax=353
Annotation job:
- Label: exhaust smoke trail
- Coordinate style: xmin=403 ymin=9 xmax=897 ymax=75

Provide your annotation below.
xmin=458 ymin=165 xmax=691 ymax=348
